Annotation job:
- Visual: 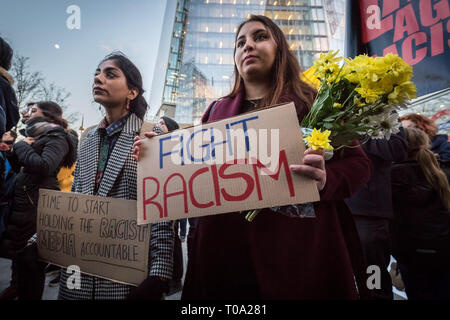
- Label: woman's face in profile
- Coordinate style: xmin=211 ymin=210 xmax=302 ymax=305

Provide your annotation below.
xmin=234 ymin=21 xmax=277 ymax=81
xmin=28 ymin=104 xmax=44 ymax=119
xmin=92 ymin=60 xmax=130 ymax=107
xmin=157 ymin=118 xmax=169 ymax=133
xmin=401 ymin=119 xmax=417 ymax=129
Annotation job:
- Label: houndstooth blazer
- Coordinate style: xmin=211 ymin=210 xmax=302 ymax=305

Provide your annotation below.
xmin=58 ymin=113 xmax=174 ymax=300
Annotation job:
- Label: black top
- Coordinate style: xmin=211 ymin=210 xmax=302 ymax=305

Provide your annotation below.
xmin=391 ymin=160 xmax=450 ymax=267
xmin=241 ymin=99 xmax=261 ymax=114
xmin=0 ymin=75 xmax=19 ymax=135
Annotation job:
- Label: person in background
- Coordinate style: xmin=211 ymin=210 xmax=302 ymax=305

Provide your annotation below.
xmin=400 ymin=113 xmax=450 ymax=167
xmin=0 ymin=37 xmax=20 ymax=137
xmin=0 ymin=38 xmax=20 ymax=298
xmin=0 ymin=130 xmax=17 ymax=238
xmin=0 ymin=101 xmax=77 ymax=300
xmin=345 ymin=128 xmax=408 ymax=300
xmin=0 ymin=130 xmax=17 ymax=151
xmin=391 ymin=127 xmax=450 ymax=299
xmin=17 ymin=102 xmax=36 ymax=137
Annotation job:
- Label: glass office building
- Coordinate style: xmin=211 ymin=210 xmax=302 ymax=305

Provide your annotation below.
xmin=153 ymin=0 xmax=346 ymax=124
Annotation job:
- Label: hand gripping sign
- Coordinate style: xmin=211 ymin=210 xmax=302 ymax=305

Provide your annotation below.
xmin=137 ymin=102 xmax=320 ymax=225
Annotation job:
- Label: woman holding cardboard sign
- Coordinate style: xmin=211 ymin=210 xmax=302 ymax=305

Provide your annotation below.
xmin=49 ymin=52 xmax=174 ymax=300
xmin=135 ymin=16 xmax=371 ymax=299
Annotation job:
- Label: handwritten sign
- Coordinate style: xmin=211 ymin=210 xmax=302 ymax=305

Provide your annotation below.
xmin=137 ymin=102 xmax=320 ymax=224
xmin=36 ymin=189 xmax=150 ymax=286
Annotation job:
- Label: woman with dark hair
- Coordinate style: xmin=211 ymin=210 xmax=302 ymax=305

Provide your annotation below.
xmin=0 ymin=37 xmax=19 ymax=136
xmin=54 ymin=52 xmax=174 ymax=300
xmin=391 ymin=127 xmax=450 ymax=299
xmin=135 ymin=15 xmax=371 ymax=299
xmin=0 ymin=101 xmax=77 ymax=299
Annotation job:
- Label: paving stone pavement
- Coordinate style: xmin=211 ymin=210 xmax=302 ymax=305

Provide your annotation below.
xmin=0 ymin=240 xmax=188 ymax=300
xmin=1 ymin=244 xmax=405 ymax=300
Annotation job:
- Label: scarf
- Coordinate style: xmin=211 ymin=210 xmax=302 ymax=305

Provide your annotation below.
xmin=0 ymin=67 xmax=14 ymax=86
xmin=25 ymin=116 xmax=60 ymax=138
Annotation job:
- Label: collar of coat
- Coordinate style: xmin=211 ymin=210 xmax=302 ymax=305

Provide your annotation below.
xmin=92 ymin=112 xmax=142 ymax=137
xmin=201 ymin=86 xmax=311 ymax=124
xmin=0 ymin=67 xmax=14 ymax=86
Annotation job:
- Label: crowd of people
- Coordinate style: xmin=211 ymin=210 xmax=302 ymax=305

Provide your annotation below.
xmin=0 ymin=14 xmax=448 ymax=300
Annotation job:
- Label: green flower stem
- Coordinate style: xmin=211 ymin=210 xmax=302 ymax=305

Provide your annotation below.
xmin=245 ymin=209 xmax=261 ymax=222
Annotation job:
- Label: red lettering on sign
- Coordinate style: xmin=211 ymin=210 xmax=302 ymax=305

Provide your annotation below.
xmin=163 ymin=173 xmax=188 ymax=218
xmin=383 ymin=43 xmax=399 ymax=56
xmin=394 ymin=4 xmax=420 ymax=42
xmin=360 ymin=0 xmax=394 ymax=43
xmin=419 ymin=0 xmax=450 ymax=27
xmin=430 ymin=22 xmax=444 ymax=56
xmin=210 ymin=164 xmax=222 ymax=206
xmin=382 ymin=0 xmax=399 ymax=17
xmin=448 ymin=20 xmax=450 ymax=47
xmin=251 ymin=150 xmax=295 ymax=197
xmin=402 ymin=32 xmax=428 ymax=65
xmin=189 ymin=167 xmax=214 ymax=209
xmin=142 ymin=177 xmax=163 ymax=219
xmin=219 ymin=159 xmax=255 ymax=202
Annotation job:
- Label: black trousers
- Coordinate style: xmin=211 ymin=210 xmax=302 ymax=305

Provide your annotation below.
xmin=354 ymin=215 xmax=393 ymax=300
xmin=172 ymin=221 xmax=183 ymax=283
xmin=0 ymin=240 xmax=45 ymax=300
xmin=16 ymin=243 xmax=46 ymax=300
xmin=0 ymin=237 xmax=18 ymax=288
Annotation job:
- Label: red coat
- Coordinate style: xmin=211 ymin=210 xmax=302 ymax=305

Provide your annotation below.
xmin=182 ymin=89 xmax=372 ymax=299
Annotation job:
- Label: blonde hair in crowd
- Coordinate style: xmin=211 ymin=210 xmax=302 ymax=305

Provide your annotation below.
xmin=404 ymin=127 xmax=450 ymax=210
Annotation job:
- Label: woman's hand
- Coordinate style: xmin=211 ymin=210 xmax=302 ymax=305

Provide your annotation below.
xmin=289 ymin=148 xmax=326 ymax=191
xmin=132 ymin=132 xmax=158 ymax=161
xmin=23 ymin=137 xmax=35 ymax=145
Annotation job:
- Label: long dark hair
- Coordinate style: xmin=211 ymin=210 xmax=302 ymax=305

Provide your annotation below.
xmin=35 ymin=101 xmax=68 ymax=129
xmin=99 ymin=52 xmax=148 ymax=119
xmin=404 ymin=127 xmax=450 ymax=210
xmin=0 ymin=37 xmax=13 ymax=70
xmin=228 ymin=15 xmax=316 ymax=111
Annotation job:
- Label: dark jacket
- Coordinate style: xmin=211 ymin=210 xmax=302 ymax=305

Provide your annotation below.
xmin=1 ymin=126 xmax=77 ymax=252
xmin=391 ymin=160 xmax=450 ymax=268
xmin=0 ymin=68 xmax=20 ymax=135
xmin=345 ymin=129 xmax=408 ymax=218
xmin=431 ymin=134 xmax=450 ymax=164
xmin=182 ymin=89 xmax=372 ymax=300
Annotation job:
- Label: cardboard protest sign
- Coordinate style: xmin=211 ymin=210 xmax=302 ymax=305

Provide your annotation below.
xmin=36 ymin=189 xmax=150 ymax=286
xmin=137 ymin=102 xmax=320 ymax=224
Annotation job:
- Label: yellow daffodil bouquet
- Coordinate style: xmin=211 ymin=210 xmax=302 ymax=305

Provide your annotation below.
xmin=300 ymin=50 xmax=417 ymax=155
xmin=245 ymin=51 xmax=417 ymax=222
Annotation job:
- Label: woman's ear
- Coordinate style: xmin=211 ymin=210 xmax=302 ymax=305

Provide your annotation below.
xmin=128 ymin=88 xmax=139 ymax=101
